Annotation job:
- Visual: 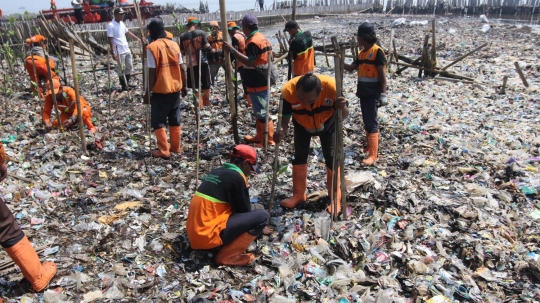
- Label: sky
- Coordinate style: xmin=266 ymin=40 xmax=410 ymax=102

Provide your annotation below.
xmin=1 ymin=0 xmax=263 ymax=15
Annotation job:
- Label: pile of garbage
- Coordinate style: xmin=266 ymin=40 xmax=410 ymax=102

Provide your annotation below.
xmin=0 ymin=14 xmax=539 ymax=302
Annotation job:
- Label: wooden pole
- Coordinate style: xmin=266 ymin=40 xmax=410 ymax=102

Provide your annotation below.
xmin=41 ymin=44 xmax=62 ymax=130
xmin=263 ymin=53 xmax=273 ymax=153
xmin=431 ymin=18 xmax=436 ymax=67
xmin=268 ymin=96 xmax=284 ymax=220
xmin=499 ymin=75 xmax=508 ymax=94
xmin=196 ymin=50 xmax=202 ymax=186
xmin=57 ymin=39 xmax=69 ymax=86
xmin=219 ymin=0 xmax=240 ymax=144
xmin=89 ymin=54 xmax=99 ymax=95
xmin=322 ymin=38 xmax=330 ymax=67
xmin=441 ymin=43 xmax=489 ymax=71
xmin=292 ymin=0 xmax=298 ymax=19
xmin=514 ymin=62 xmax=529 ymax=87
xmin=107 ymin=49 xmax=112 ymax=114
xmin=69 ymin=38 xmax=88 ymax=154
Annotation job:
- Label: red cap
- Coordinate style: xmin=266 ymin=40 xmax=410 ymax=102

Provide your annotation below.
xmin=231 ymin=144 xmax=260 ymax=173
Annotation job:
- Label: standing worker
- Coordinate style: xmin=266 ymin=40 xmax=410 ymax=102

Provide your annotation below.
xmin=24 ymin=35 xmax=59 ymax=98
xmin=274 ymin=73 xmax=348 ymax=215
xmin=107 ymin=7 xmax=142 ymax=92
xmin=258 ymin=0 xmax=264 ymax=11
xmin=283 ymin=20 xmax=314 ymax=77
xmin=71 ymin=0 xmax=84 ymax=24
xmin=344 ymin=22 xmax=387 ymax=166
xmin=0 ymin=143 xmax=57 ymax=294
xmin=186 ymin=144 xmax=269 ymax=266
xmin=42 ymin=79 xmax=97 ymax=134
xmin=180 ymin=17 xmax=212 ymax=108
xmin=207 ymin=21 xmax=224 ymax=86
xmin=223 ymin=14 xmax=275 ymax=147
xmin=144 ymin=18 xmax=188 ymax=159
xmin=227 ymin=21 xmax=251 ymax=107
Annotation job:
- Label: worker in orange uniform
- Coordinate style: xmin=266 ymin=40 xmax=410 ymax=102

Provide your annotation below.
xmin=179 ymin=17 xmax=212 ymax=108
xmin=274 ymin=73 xmax=348 ymax=215
xmin=223 ymin=14 xmax=274 ymax=147
xmin=50 ymin=0 xmax=57 ymax=10
xmin=0 ymin=143 xmax=56 ymax=296
xmin=144 ymin=18 xmax=188 ymax=159
xmin=207 ymin=21 xmax=224 ymax=86
xmin=43 ymin=79 xmax=96 ymax=134
xmin=187 ymin=144 xmax=269 ymax=266
xmin=283 ymin=20 xmax=314 ymax=77
xmin=227 ymin=21 xmax=251 ymax=107
xmin=24 ymin=35 xmax=59 ymax=98
xmin=344 ymin=22 xmax=387 ymax=166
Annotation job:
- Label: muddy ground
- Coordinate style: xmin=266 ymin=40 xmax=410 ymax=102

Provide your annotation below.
xmin=0 ymin=13 xmax=539 ymax=302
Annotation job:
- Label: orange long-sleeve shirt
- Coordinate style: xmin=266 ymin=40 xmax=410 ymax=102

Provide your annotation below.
xmin=43 ymin=87 xmax=92 ymax=127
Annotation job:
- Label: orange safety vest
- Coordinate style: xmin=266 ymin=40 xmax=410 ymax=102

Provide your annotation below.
xmin=281 ymin=74 xmax=336 ymax=133
xmin=146 ymin=38 xmax=182 ymax=94
xmin=232 ymin=32 xmax=246 ymax=68
xmin=208 ymin=30 xmax=224 ymax=64
xmin=356 ymin=44 xmax=384 ymax=97
xmin=290 ymin=30 xmax=314 ymax=76
xmin=244 ymin=31 xmax=272 ymax=91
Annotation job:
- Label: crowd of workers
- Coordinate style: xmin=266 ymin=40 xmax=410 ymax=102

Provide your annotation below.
xmin=1 ymin=10 xmax=387 ymax=297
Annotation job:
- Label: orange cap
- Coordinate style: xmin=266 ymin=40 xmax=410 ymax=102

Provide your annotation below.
xmin=227 ymin=21 xmax=237 ymax=28
xmin=46 ymin=79 xmax=62 ymax=95
xmin=165 ymin=31 xmax=173 ymax=39
xmin=209 ymin=21 xmax=219 ymax=28
xmin=31 ymin=35 xmax=47 ymax=44
xmin=187 ymin=17 xmax=199 ymax=25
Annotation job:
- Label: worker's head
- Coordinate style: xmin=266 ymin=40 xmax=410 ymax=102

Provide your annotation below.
xmin=46 ymin=79 xmax=63 ymax=99
xmin=209 ymin=21 xmax=219 ymax=32
xmin=356 ymin=22 xmax=377 ymax=46
xmin=283 ymin=20 xmax=300 ymax=36
xmin=241 ymin=14 xmax=258 ymax=36
xmin=145 ymin=18 xmax=166 ymax=41
xmin=229 ymin=144 xmax=260 ymax=176
xmin=227 ymin=21 xmax=240 ymax=36
xmin=113 ymin=7 xmax=125 ymax=22
xmin=25 ymin=35 xmax=47 ymax=47
xmin=187 ymin=17 xmax=201 ymax=30
xmin=296 ymin=72 xmax=322 ymax=106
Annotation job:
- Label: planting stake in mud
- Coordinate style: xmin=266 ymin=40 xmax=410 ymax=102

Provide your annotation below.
xmin=440 ymin=43 xmax=489 ymax=71
xmin=42 ymin=42 xmax=63 ymax=130
xmin=196 ymin=49 xmax=202 ymax=187
xmin=69 ymin=38 xmax=88 ymax=154
xmin=56 ymin=39 xmax=69 ymax=86
xmin=514 ymin=61 xmax=529 ymax=88
xmin=331 ymin=36 xmax=345 ymax=222
xmin=268 ymin=96 xmax=284 ymax=220
xmin=219 ymin=0 xmax=240 ymax=144
xmin=107 ymin=49 xmax=112 ymax=114
xmin=89 ymin=54 xmax=99 ymax=95
xmin=264 ymin=53 xmax=273 ymax=153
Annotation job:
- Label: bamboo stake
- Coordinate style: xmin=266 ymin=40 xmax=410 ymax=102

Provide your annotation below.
xmin=499 ymin=75 xmax=508 ymax=94
xmin=57 ymin=39 xmax=69 ymax=86
xmin=219 ymin=0 xmax=240 ymax=144
xmin=419 ymin=34 xmax=429 ymax=77
xmin=441 ymin=43 xmax=489 ymax=71
xmin=89 ymin=54 xmax=99 ymax=95
xmin=264 ymin=53 xmax=273 ymax=153
xmin=431 ymin=18 xmax=436 ymax=66
xmin=69 ymin=38 xmax=88 ymax=154
xmin=196 ymin=50 xmax=202 ymax=186
xmin=42 ymin=43 xmax=62 ymax=130
xmin=107 ymin=49 xmax=112 ymax=114
xmin=292 ymin=0 xmax=298 ymax=20
xmin=268 ymin=96 xmax=284 ymax=220
xmin=394 ymin=62 xmax=476 ymax=81
xmin=514 ymin=62 xmax=529 ymax=87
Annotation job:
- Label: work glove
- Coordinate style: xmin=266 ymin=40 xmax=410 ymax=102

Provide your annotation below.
xmin=377 ymin=93 xmax=388 ymax=107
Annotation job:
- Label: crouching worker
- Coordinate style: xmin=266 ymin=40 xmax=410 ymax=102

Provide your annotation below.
xmin=187 ymin=145 xmax=269 ymax=266
xmin=43 ymin=79 xmax=96 ymax=134
xmin=0 ymin=143 xmax=56 ymax=294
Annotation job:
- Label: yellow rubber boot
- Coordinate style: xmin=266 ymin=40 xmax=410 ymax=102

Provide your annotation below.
xmin=280 ymin=164 xmax=308 ymax=209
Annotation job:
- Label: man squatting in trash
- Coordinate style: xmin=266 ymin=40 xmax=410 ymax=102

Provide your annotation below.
xmin=274 ymin=73 xmax=348 ymax=215
xmin=187 ymin=145 xmax=269 ymax=266
xmin=144 ymin=18 xmax=188 ymax=159
xmin=0 ymin=143 xmax=57 ymax=300
xmin=344 ymin=22 xmax=387 ymax=166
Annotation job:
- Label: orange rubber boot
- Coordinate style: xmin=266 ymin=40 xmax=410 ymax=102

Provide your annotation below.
xmin=200 ymin=89 xmax=211 ymax=108
xmin=169 ymin=126 xmax=182 ymax=154
xmin=254 ymin=120 xmax=275 ymax=148
xmin=5 ymin=236 xmax=57 ymax=292
xmin=244 ymin=120 xmax=263 ymax=144
xmin=362 ymin=132 xmax=379 ymax=166
xmin=280 ymin=164 xmax=308 ymax=208
xmin=326 ymin=167 xmax=342 ymax=215
xmin=215 ymin=232 xmax=256 ymax=266
xmin=152 ymin=128 xmax=171 ymax=159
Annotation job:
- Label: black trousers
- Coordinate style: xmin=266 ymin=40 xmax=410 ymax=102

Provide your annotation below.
xmin=238 ymin=66 xmax=248 ymax=92
xmin=359 ymin=97 xmax=378 ymax=133
xmin=150 ymin=92 xmax=181 ymax=130
xmin=292 ymin=119 xmax=335 ymax=169
xmin=0 ymin=198 xmax=24 ymax=248
xmin=187 ymin=64 xmax=211 ymax=90
xmin=74 ymin=8 xmax=84 ymax=24
xmin=220 ymin=209 xmax=269 ymax=245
